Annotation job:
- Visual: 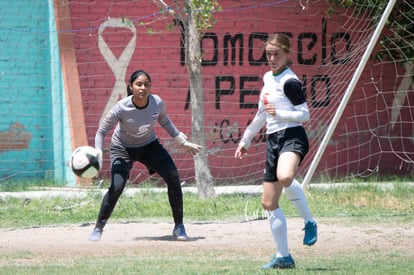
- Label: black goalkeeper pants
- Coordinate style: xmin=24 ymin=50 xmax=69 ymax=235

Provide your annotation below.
xmin=95 ymin=139 xmax=184 ymax=229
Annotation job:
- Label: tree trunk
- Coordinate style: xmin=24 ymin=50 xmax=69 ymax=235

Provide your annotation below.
xmin=185 ymin=4 xmax=215 ymax=198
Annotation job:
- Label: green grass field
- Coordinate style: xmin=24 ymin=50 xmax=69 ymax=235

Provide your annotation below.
xmin=0 ymin=182 xmax=413 ymax=274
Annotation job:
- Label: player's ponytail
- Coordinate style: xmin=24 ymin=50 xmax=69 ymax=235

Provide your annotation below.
xmin=127 ymin=85 xmax=133 ymax=96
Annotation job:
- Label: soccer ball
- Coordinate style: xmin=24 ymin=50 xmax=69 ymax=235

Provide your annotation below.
xmin=70 ymin=146 xmax=102 ymax=179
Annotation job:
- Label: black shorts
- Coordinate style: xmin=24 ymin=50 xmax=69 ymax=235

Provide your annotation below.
xmin=263 ymin=126 xmax=309 ymax=182
xmin=110 ymin=139 xmax=177 ymax=177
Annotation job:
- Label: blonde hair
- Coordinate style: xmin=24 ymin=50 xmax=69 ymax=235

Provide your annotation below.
xmin=265 ymin=33 xmax=291 ymax=53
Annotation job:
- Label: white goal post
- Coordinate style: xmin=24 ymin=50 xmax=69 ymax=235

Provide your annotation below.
xmin=302 ymin=0 xmax=398 ymax=188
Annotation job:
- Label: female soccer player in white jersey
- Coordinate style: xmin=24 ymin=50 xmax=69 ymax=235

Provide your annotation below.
xmin=234 ymin=33 xmax=317 ymax=269
xmin=89 ymin=69 xmax=202 ymax=242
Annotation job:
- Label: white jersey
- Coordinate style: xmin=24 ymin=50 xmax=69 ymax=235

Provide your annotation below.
xmin=239 ymin=67 xmax=310 ymax=148
xmin=95 ymin=94 xmax=179 ymax=150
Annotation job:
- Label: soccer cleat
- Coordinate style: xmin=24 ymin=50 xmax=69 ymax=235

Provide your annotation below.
xmin=172 ymin=224 xmax=189 ymax=241
xmin=262 ymin=254 xmax=295 ymax=269
xmin=303 ymin=220 xmax=318 ymax=246
xmin=88 ymin=228 xmax=103 ymax=241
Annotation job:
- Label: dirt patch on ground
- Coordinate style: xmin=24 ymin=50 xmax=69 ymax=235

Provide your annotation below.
xmin=1 ymin=217 xmax=413 ymax=265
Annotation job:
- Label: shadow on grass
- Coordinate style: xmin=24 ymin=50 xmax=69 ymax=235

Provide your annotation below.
xmin=305 ymin=267 xmax=341 ymax=272
xmin=133 ymin=235 xmax=205 ymax=241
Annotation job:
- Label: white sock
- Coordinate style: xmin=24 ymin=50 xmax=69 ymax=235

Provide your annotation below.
xmin=284 ymin=179 xmax=314 ymax=223
xmin=268 ymin=208 xmax=289 ymax=257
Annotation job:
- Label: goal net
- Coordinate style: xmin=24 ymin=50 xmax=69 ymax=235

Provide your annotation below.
xmin=0 ymin=0 xmax=412 ymax=186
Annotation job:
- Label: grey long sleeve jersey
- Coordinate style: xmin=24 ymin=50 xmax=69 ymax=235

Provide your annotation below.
xmin=95 ymin=94 xmax=180 ymax=150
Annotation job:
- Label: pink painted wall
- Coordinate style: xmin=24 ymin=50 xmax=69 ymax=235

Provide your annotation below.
xmin=66 ymin=0 xmax=413 ymax=183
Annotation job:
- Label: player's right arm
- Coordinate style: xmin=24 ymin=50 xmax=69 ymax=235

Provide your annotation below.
xmin=234 ymin=105 xmax=266 ymax=159
xmin=95 ymin=105 xmax=120 ymax=151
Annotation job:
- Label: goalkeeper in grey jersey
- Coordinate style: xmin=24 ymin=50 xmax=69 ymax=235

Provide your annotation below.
xmin=89 ymin=69 xmax=202 ymax=242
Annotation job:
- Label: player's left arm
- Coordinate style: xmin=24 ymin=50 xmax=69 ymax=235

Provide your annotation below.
xmin=157 ymin=98 xmax=202 ymax=155
xmin=275 ymin=79 xmax=310 ymax=122
xmin=157 ymin=99 xmax=180 ymax=137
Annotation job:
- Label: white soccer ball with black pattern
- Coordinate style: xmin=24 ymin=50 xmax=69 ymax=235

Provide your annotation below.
xmin=70 ymin=146 xmax=102 ymax=179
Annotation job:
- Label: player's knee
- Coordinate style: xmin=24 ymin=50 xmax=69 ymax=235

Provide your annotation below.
xmin=168 ymin=169 xmax=180 ymax=182
xmin=110 ymin=158 xmax=129 ymax=194
xmin=163 ymin=168 xmax=180 ymax=188
xmin=111 ymin=158 xmax=129 ymax=178
xmin=262 ymin=199 xmax=278 ymax=210
xmin=277 ymin=175 xmax=294 ymax=188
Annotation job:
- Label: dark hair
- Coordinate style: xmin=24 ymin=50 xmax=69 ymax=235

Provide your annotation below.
xmin=127 ymin=69 xmax=152 ymax=96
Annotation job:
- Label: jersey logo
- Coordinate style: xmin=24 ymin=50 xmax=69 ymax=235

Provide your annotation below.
xmin=129 ymin=124 xmax=151 ymax=137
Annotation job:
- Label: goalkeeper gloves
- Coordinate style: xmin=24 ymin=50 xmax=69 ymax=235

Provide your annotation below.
xmin=174 ymin=132 xmax=203 ymax=155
